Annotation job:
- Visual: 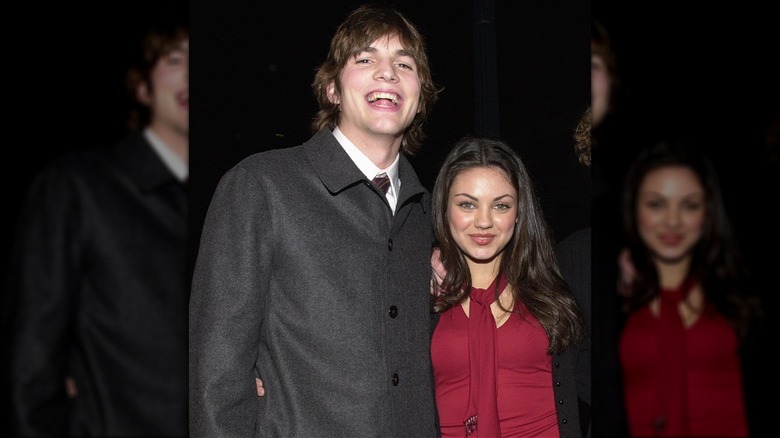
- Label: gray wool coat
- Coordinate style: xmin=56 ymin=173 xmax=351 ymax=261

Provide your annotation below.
xmin=189 ymin=128 xmax=437 ymax=437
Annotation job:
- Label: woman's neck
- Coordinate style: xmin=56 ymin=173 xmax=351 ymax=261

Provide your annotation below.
xmin=467 ymin=258 xmax=501 ymax=289
xmin=655 ymin=255 xmax=692 ymax=289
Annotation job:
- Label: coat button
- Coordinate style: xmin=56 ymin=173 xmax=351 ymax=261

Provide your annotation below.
xmin=387 ymin=239 xmax=393 ymax=251
xmin=392 ymin=373 xmax=399 ymax=386
xmin=562 ymin=419 xmax=568 ymax=424
xmin=554 ymin=361 xmax=560 ymax=367
xmin=389 ymin=306 xmax=398 ymax=318
xmin=555 ymin=381 xmax=561 ymax=387
xmin=558 ymin=399 xmax=564 ymax=405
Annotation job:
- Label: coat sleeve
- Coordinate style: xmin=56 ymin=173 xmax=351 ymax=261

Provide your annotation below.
xmin=575 ymin=332 xmax=592 ymax=438
xmin=189 ymin=164 xmax=270 ymax=437
xmin=7 ymin=165 xmax=80 ymax=435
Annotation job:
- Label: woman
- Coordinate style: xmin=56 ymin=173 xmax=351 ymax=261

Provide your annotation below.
xmin=617 ymin=140 xmax=762 ymax=437
xmin=430 ymin=137 xmax=589 ymax=437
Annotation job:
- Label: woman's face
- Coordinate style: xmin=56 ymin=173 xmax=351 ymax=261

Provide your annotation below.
xmin=636 ymin=165 xmax=706 ymax=264
xmin=448 ymin=166 xmax=517 ymax=271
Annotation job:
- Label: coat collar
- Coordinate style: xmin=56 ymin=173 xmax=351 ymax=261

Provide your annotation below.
xmin=303 ymin=128 xmax=427 ymax=208
xmin=114 ymin=132 xmax=181 ymax=193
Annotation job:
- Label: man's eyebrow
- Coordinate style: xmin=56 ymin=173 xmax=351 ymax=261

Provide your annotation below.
xmin=357 ymin=46 xmax=413 ymax=58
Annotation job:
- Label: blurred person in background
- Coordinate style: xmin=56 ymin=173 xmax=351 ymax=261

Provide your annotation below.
xmin=617 ymin=139 xmax=763 ymax=437
xmin=589 ymin=16 xmax=634 ymax=436
xmin=591 ymin=19 xmax=618 ymax=130
xmin=5 ymin=14 xmax=189 ymax=437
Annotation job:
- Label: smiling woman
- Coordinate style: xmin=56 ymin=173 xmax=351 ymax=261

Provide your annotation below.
xmin=617 ymin=139 xmax=764 ymax=437
xmin=430 ymin=136 xmax=589 ymax=437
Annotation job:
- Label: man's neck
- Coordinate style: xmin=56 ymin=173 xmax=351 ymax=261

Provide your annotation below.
xmin=337 ymin=127 xmax=401 ymax=169
xmin=148 ymin=122 xmax=188 ymax=165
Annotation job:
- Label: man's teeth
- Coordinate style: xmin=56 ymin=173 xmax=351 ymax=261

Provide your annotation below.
xmin=368 ymin=92 xmax=398 ymax=105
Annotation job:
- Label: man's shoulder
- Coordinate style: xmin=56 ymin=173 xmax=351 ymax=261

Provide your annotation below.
xmin=37 ymin=141 xmax=116 ymax=178
xmin=234 ymin=143 xmax=307 ymax=171
xmin=556 ymin=228 xmax=591 ymax=250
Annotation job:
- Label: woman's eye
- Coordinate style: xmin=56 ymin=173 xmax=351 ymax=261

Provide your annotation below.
xmin=684 ymin=202 xmax=703 ymax=211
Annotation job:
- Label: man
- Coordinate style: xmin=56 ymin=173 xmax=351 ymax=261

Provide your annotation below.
xmin=6 ymin=18 xmax=189 ymax=436
xmin=189 ymin=5 xmax=439 ymax=437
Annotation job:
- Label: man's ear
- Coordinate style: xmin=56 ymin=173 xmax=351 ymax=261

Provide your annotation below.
xmin=326 ymin=82 xmax=339 ymax=105
xmin=136 ymin=82 xmax=152 ymax=106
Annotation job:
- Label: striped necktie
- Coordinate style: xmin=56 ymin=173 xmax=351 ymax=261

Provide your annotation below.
xmin=372 ymin=172 xmax=391 ymax=194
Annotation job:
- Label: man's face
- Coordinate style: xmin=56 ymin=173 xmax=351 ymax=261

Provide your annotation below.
xmin=148 ymin=39 xmax=189 ymax=137
xmin=329 ymin=35 xmax=421 ymax=147
xmin=591 ymin=50 xmax=610 ymax=127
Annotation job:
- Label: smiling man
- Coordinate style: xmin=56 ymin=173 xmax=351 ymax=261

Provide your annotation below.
xmin=189 ymin=5 xmax=439 ymax=437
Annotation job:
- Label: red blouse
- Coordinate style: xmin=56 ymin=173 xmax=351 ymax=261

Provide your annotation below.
xmin=619 ymin=296 xmax=749 ymax=437
xmin=431 ymin=301 xmax=559 ymax=437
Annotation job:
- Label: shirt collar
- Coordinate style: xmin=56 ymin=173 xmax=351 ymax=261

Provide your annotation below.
xmin=143 ymin=128 xmax=188 ymax=182
xmin=332 ymin=126 xmax=400 ymax=194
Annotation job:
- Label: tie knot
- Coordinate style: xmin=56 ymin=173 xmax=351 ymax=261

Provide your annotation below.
xmin=372 ymin=173 xmax=390 ymax=194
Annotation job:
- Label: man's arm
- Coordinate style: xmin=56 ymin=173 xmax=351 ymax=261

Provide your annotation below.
xmin=190 ymin=165 xmax=269 ymax=436
xmin=8 ymin=166 xmax=79 ymax=435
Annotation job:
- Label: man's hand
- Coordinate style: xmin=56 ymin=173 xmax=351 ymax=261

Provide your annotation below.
xmin=431 ymin=246 xmax=446 ymax=296
xmin=65 ymin=376 xmax=78 ymax=398
xmin=256 ymin=377 xmax=265 ymax=396
xmin=617 ymin=247 xmax=636 ymax=297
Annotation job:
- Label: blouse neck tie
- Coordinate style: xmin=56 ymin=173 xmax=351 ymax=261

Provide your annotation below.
xmin=655 ymin=275 xmax=696 ymax=436
xmin=464 ymin=273 xmax=508 ymax=437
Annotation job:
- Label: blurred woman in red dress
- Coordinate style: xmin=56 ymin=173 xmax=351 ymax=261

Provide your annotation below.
xmin=617 ymin=140 xmax=763 ymax=437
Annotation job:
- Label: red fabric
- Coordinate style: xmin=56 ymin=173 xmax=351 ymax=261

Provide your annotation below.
xmin=432 ymin=276 xmax=559 ymax=437
xmin=464 ymin=274 xmax=506 ymax=437
xmin=619 ymin=279 xmax=749 ymax=437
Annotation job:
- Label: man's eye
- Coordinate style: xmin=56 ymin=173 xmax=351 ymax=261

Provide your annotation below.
xmin=166 ymin=54 xmax=185 ymax=65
